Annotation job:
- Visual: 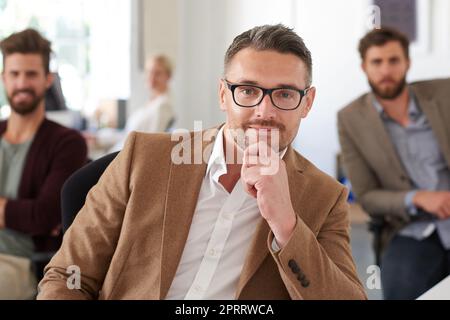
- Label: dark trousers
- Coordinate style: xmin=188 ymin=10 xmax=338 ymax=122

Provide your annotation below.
xmin=381 ymin=231 xmax=450 ymax=300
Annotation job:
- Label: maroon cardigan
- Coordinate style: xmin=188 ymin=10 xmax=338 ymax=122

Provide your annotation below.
xmin=0 ymin=118 xmax=87 ymax=252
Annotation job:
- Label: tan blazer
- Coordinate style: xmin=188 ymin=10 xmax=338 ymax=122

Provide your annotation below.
xmin=37 ymin=126 xmax=366 ymax=300
xmin=338 ymin=78 xmax=450 ymax=249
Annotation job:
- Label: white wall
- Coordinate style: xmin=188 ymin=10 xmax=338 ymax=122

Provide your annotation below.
xmin=293 ymin=0 xmax=450 ymax=176
xmin=131 ymin=0 xmax=450 ymax=176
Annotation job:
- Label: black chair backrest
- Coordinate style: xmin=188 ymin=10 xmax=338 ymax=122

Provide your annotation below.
xmin=45 ymin=73 xmax=67 ymax=111
xmin=165 ymin=117 xmax=176 ymax=132
xmin=61 ymin=151 xmax=119 ymax=233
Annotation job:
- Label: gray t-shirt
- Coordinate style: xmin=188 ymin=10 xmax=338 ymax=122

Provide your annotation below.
xmin=0 ymin=137 xmax=35 ymax=258
xmin=0 ymin=137 xmax=33 ymax=198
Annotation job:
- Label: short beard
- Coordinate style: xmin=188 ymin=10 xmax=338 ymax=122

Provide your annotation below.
xmin=8 ymin=89 xmax=44 ymax=116
xmin=369 ymin=77 xmax=407 ymax=100
xmin=229 ymin=119 xmax=288 ymax=152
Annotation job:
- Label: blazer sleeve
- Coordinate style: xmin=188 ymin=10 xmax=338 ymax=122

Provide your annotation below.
xmin=5 ymin=131 xmax=88 ymax=235
xmin=37 ymin=132 xmax=137 ymax=300
xmin=337 ymin=111 xmax=410 ymax=221
xmin=268 ymin=187 xmax=367 ymax=300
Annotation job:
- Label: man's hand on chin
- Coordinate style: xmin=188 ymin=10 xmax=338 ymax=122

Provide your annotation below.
xmin=241 ymin=141 xmax=296 ymax=248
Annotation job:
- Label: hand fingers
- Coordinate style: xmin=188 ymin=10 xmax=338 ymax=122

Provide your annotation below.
xmin=243 ymin=181 xmax=257 ymax=198
xmin=241 ymin=165 xmax=260 ymax=198
xmin=241 ymin=165 xmax=261 ymax=186
xmin=243 ymin=141 xmax=278 ymax=168
xmin=51 ymin=224 xmax=62 ymax=236
xmin=435 ymin=205 xmax=449 ymax=219
xmin=436 ymin=210 xmax=445 ymax=220
xmin=443 ymin=203 xmax=450 ymax=219
xmin=243 ymin=142 xmax=260 ymax=168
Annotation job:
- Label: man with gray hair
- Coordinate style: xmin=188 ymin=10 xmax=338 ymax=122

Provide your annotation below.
xmin=38 ymin=24 xmax=366 ymax=300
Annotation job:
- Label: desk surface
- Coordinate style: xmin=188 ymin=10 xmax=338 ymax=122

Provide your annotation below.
xmin=417 ymin=275 xmax=450 ymax=300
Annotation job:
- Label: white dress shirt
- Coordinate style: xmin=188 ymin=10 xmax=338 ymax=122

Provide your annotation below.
xmin=125 ymin=94 xmax=173 ymax=134
xmin=166 ymin=128 xmax=262 ymax=300
xmin=166 ymin=127 xmax=284 ymax=300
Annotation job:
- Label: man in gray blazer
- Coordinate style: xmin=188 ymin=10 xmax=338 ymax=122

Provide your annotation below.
xmin=338 ymin=27 xmax=450 ymax=300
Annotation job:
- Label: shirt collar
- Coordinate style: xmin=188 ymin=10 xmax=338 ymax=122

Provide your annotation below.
xmin=206 ymin=126 xmax=228 ymax=183
xmin=372 ymin=89 xmax=421 ymax=120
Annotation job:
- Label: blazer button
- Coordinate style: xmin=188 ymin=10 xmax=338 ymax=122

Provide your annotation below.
xmin=297 ymin=274 xmax=306 ymax=281
xmin=301 ymin=279 xmax=310 ymax=288
xmin=288 ymin=260 xmax=300 ymax=273
xmin=288 ymin=259 xmax=297 ymax=269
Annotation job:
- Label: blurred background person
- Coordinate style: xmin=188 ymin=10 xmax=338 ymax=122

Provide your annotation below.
xmin=0 ymin=28 xmax=87 ymax=299
xmin=93 ymin=54 xmax=175 ymax=153
xmin=127 ymin=54 xmax=175 ymax=134
xmin=338 ymin=27 xmax=450 ymax=300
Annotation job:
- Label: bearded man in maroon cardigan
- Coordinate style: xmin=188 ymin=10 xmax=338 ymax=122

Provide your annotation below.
xmin=0 ymin=29 xmax=87 ymax=298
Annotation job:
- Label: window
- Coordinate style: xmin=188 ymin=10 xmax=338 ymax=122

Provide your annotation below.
xmin=0 ymin=0 xmax=130 ymax=114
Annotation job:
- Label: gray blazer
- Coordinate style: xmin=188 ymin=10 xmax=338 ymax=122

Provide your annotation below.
xmin=338 ymin=78 xmax=450 ymax=248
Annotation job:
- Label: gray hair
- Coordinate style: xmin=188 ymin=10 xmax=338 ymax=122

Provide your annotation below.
xmin=224 ymin=24 xmax=313 ymax=86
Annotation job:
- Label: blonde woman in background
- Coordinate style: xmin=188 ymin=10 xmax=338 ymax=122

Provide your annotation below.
xmin=109 ymin=54 xmax=175 ymax=151
xmin=93 ymin=54 xmax=175 ymax=153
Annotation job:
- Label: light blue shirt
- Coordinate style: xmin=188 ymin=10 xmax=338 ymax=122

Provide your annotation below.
xmin=373 ymin=92 xmax=450 ymax=248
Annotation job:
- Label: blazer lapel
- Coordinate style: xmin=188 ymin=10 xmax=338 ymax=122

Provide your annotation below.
xmin=235 ymin=146 xmax=307 ymax=298
xmin=359 ymin=93 xmax=409 ymax=177
xmin=159 ymin=128 xmax=219 ymax=299
xmin=413 ymin=87 xmax=450 ymax=167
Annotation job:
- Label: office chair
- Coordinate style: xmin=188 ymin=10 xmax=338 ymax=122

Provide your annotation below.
xmin=45 ymin=73 xmax=67 ymax=111
xmin=31 ymin=251 xmax=58 ymax=281
xmin=165 ymin=117 xmax=176 ymax=133
xmin=61 ymin=151 xmax=119 ymax=234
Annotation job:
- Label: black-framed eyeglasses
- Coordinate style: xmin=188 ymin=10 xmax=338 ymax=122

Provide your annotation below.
xmin=224 ymin=79 xmax=310 ymax=111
